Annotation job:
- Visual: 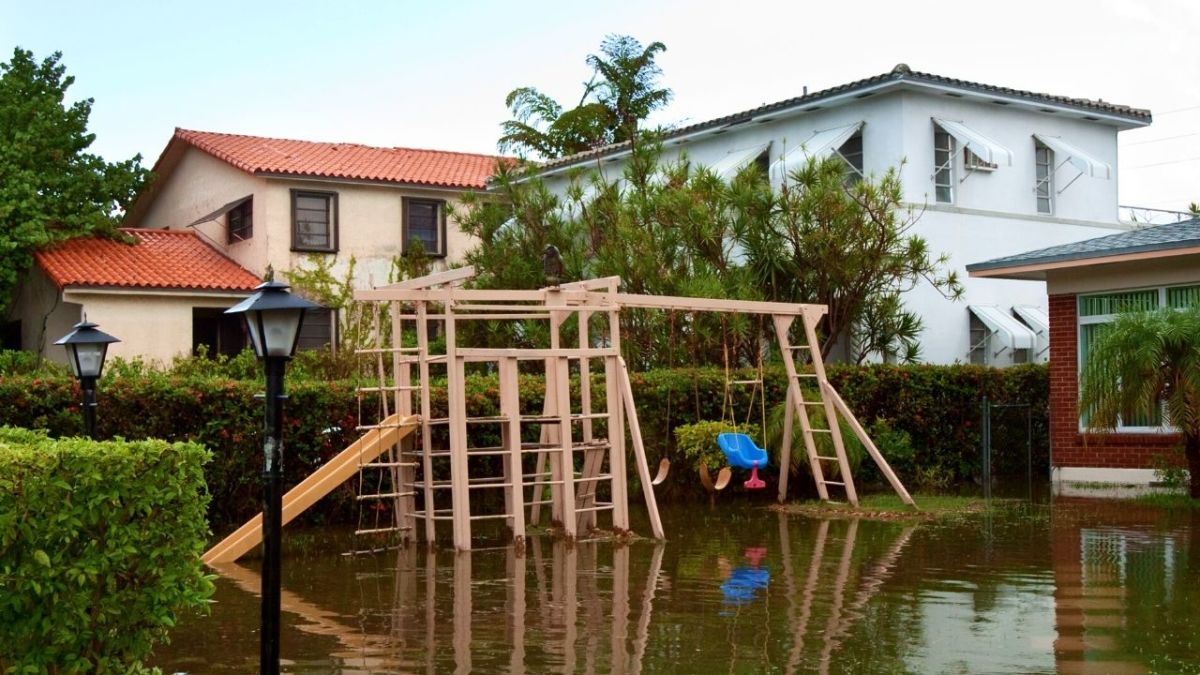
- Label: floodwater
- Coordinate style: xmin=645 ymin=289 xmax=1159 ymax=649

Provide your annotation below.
xmin=156 ymin=498 xmax=1200 ymax=674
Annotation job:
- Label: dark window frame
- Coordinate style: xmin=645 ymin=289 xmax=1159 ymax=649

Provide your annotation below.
xmin=227 ymin=198 xmax=253 ymax=244
xmin=401 ymin=197 xmax=448 ymax=258
xmin=291 ymin=189 xmax=339 ymax=253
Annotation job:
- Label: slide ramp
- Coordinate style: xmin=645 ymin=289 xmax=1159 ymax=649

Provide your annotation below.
xmin=203 ymin=414 xmax=418 ymax=564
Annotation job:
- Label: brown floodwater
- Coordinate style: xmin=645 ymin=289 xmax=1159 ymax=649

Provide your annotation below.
xmin=155 ymin=497 xmax=1200 ymax=674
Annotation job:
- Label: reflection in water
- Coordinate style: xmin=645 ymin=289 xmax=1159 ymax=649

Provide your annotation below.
xmin=156 ymin=500 xmax=1200 ymax=674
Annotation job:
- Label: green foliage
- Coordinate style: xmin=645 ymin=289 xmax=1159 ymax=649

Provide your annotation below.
xmin=763 ymin=397 xmax=864 ymax=479
xmin=0 ymin=428 xmax=213 ymax=672
xmin=0 ymin=48 xmax=149 ymax=314
xmin=1150 ymin=451 xmax=1189 ymax=491
xmin=1080 ymin=307 xmax=1200 ymax=496
xmin=498 ymin=34 xmax=671 ymax=159
xmin=673 ymin=420 xmax=761 ymax=473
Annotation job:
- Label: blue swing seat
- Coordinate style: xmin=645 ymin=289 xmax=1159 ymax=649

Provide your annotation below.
xmin=717 ymin=432 xmax=769 ymax=470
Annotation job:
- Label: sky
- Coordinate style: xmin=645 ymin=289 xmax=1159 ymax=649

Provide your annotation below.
xmin=3 ymin=0 xmax=1198 ymax=214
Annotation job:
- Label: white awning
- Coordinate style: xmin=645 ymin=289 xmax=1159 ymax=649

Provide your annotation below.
xmin=933 ymin=118 xmax=1013 ymax=167
xmin=771 ymin=122 xmax=863 ymax=181
xmin=706 ymin=142 xmax=771 ymax=181
xmin=1033 ymin=134 xmax=1111 ymax=180
xmin=969 ymin=305 xmax=1037 ymax=351
xmin=186 ymin=195 xmax=251 ymax=228
xmin=1011 ymin=305 xmax=1049 ymax=338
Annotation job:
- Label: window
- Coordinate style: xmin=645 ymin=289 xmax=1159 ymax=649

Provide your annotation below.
xmin=934 ymin=128 xmax=954 ymax=203
xmin=1035 ymin=143 xmax=1053 ymax=214
xmin=192 ymin=308 xmax=246 ymax=357
xmin=1077 ymin=285 xmax=1200 ymax=429
xmin=402 ymin=198 xmax=447 ymax=257
xmin=1 ymin=320 xmax=19 ymax=350
xmin=227 ymin=198 xmax=252 ymax=243
xmin=297 ymin=308 xmax=337 ymax=352
xmin=291 ymin=190 xmax=337 ymax=252
xmin=968 ymin=313 xmax=987 ymax=364
xmin=836 ymin=132 xmax=864 ymax=187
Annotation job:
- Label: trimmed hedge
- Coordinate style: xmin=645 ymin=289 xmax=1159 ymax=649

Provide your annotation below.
xmin=0 ymin=428 xmax=214 ymax=672
xmin=0 ymin=363 xmax=1046 ymax=529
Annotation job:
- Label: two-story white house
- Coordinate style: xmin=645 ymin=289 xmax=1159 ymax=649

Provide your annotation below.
xmin=533 ymin=64 xmax=1151 ymax=365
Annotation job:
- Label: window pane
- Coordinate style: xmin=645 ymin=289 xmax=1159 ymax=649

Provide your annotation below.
xmin=293 ymin=193 xmax=332 ymax=249
xmin=936 ymin=185 xmax=952 ymax=203
xmin=297 ymin=195 xmax=328 ymax=211
xmin=1167 ymin=285 xmax=1200 ymax=308
xmin=1079 ymin=290 xmax=1159 ymax=317
xmin=406 ymin=200 xmax=441 ymax=254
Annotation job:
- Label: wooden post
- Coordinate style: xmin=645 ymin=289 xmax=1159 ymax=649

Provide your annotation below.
xmin=500 ymin=357 xmax=528 ymax=541
xmin=778 ymin=385 xmax=794 ymax=503
xmin=393 ymin=301 xmax=415 ymax=542
xmin=822 ymin=382 xmax=915 ymax=506
xmin=415 ymin=301 xmax=436 ymax=543
xmin=556 ymin=353 xmax=577 ymax=539
xmin=446 ymin=301 xmax=472 ymax=551
xmin=605 ymin=356 xmax=630 ymax=531
xmin=617 ymin=357 xmax=664 ymax=540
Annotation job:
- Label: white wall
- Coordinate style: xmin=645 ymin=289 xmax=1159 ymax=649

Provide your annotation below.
xmin=539 ymin=87 xmax=1130 ymax=364
xmin=9 ymin=266 xmax=81 ymax=360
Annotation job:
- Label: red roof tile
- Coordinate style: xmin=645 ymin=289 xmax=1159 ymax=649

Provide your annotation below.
xmin=174 ymin=128 xmax=504 ymax=189
xmin=36 ymin=229 xmax=262 ymax=292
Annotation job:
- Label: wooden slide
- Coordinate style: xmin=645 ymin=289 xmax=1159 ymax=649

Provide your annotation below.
xmin=202 ymin=414 xmax=419 ymax=564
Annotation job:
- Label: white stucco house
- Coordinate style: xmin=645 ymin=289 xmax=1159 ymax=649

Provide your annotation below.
xmin=533 ymin=64 xmax=1152 ymax=365
xmin=122 ymin=128 xmax=506 ymax=347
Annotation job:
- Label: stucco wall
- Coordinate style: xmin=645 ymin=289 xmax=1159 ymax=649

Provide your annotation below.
xmin=8 ymin=266 xmax=81 ymax=359
xmin=60 ymin=290 xmax=248 ymax=366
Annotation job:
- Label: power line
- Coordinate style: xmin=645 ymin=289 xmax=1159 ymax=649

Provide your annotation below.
xmin=1157 ymin=104 xmax=1200 ymax=116
xmin=1124 ymin=131 xmax=1200 ymax=146
xmin=1126 ymin=156 xmax=1200 ymax=170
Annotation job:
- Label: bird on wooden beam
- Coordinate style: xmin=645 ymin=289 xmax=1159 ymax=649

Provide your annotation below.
xmin=543 ymin=244 xmax=564 ymax=287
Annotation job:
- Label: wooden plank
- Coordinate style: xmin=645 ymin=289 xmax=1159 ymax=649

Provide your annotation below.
xmin=378 ymin=265 xmax=477 ymax=290
xmin=446 ymin=302 xmax=472 ymax=551
xmin=822 ymin=382 xmax=916 ymax=506
xmin=605 ymin=356 xmax=630 ymax=531
xmin=202 ymin=415 xmax=418 ymax=564
xmin=416 ymin=301 xmax=437 ymax=542
xmin=500 ymin=357 xmax=527 ymax=542
xmin=778 ymin=385 xmax=794 ymax=503
xmin=614 ymin=293 xmax=827 ymax=316
xmin=455 ymin=347 xmax=618 ymax=360
xmin=617 ymin=357 xmax=664 ymax=540
xmin=556 ymin=354 xmax=577 ymax=539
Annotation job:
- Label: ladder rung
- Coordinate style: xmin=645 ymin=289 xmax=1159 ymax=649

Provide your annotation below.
xmin=356 ymin=385 xmax=422 ymax=393
xmin=520 ymin=412 xmax=612 ymax=422
xmin=791 ymin=373 xmax=819 ymax=379
xmin=526 ymin=499 xmax=554 ymax=505
xmin=822 ymin=481 xmax=846 ymax=487
xmin=360 ymin=461 xmax=416 ymax=468
xmin=815 ymin=455 xmax=840 ymax=461
xmin=355 ymin=347 xmax=421 ymax=354
xmin=354 ymin=526 xmax=413 ymax=535
xmin=806 ymin=428 xmax=833 ymax=434
xmin=357 ymin=491 xmax=415 ymax=500
xmin=573 ymin=474 xmax=613 ymax=484
xmin=785 ymin=344 xmax=813 ymax=350
xmin=469 ymin=513 xmax=513 ymax=521
xmin=797 ymin=400 xmax=826 ymax=406
xmin=575 ymin=503 xmax=614 ymax=513
xmin=728 ymin=379 xmax=762 ymax=385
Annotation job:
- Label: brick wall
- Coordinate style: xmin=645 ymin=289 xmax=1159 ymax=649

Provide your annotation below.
xmin=1048 ymin=293 xmax=1181 ymax=469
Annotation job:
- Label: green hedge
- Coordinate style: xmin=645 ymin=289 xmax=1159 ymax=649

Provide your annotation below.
xmin=0 ymin=363 xmax=1046 ymax=529
xmin=0 ymin=428 xmax=214 ymax=672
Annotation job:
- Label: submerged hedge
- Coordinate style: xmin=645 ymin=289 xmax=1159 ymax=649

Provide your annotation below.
xmin=0 ymin=363 xmax=1046 ymax=529
xmin=0 ymin=428 xmax=213 ymax=672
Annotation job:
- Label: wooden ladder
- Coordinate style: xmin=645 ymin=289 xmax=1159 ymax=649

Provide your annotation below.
xmin=773 ymin=310 xmax=859 ymax=506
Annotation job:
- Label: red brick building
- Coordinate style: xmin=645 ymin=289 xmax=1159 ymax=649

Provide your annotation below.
xmin=969 ymin=219 xmax=1200 ymax=485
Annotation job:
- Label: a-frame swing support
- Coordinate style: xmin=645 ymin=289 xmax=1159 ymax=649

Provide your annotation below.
xmin=217 ymin=268 xmax=913 ymax=557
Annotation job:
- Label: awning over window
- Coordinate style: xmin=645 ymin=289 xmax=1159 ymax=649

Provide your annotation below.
xmin=1032 ymin=134 xmax=1111 ymax=179
xmin=771 ymin=122 xmax=863 ymax=181
xmin=969 ymin=305 xmax=1037 ymax=351
xmin=1011 ymin=305 xmax=1049 ymax=338
xmin=933 ymin=118 xmax=1013 ymax=167
xmin=706 ymin=142 xmax=771 ymax=181
xmin=187 ymin=195 xmax=252 ymax=228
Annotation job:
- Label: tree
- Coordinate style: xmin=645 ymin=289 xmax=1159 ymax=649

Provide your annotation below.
xmin=1079 ymin=306 xmax=1200 ymax=497
xmin=497 ymin=35 xmax=671 ymax=160
xmin=0 ymin=48 xmax=149 ymax=314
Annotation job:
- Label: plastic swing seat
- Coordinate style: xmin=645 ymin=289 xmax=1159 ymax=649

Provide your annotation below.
xmin=716 ymin=432 xmax=768 ymax=489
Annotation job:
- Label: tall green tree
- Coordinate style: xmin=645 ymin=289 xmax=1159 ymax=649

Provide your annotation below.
xmin=497 ymin=35 xmax=671 ymax=160
xmin=1079 ymin=307 xmax=1200 ymax=497
xmin=0 ymin=48 xmax=148 ymax=314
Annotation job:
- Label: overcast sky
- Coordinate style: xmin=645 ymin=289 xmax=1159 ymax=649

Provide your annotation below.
xmin=3 ymin=0 xmax=1197 ymax=213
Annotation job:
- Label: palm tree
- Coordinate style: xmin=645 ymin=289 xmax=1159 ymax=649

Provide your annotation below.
xmin=585 ymin=35 xmax=671 ymax=148
xmin=1079 ymin=306 xmax=1200 ymax=497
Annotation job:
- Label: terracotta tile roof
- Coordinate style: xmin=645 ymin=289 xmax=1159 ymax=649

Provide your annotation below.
xmin=541 ymin=63 xmax=1152 ymax=171
xmin=35 ymin=229 xmax=262 ymax=292
xmin=174 ymin=128 xmax=504 ymax=189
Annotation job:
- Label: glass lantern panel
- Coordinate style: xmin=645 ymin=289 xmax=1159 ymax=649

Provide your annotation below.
xmin=73 ymin=343 xmax=107 ymax=378
xmin=262 ymin=308 xmax=304 ymax=358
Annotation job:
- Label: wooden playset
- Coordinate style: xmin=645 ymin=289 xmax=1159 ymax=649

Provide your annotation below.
xmin=203 ymin=268 xmax=912 ymax=563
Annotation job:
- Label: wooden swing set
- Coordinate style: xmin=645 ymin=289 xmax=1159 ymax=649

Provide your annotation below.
xmin=203 ymin=267 xmax=913 ymax=562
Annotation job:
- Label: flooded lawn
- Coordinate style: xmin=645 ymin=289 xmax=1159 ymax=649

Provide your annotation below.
xmin=155 ymin=497 xmax=1200 ymax=673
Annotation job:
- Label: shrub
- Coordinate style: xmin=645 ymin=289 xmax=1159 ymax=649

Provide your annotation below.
xmin=674 ymin=420 xmax=761 ymax=473
xmin=0 ymin=428 xmax=214 ymax=672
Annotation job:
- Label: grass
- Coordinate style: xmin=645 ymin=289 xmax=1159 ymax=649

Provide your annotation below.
xmin=1134 ymin=492 xmax=1200 ymax=509
xmin=770 ymin=492 xmax=1011 ymax=521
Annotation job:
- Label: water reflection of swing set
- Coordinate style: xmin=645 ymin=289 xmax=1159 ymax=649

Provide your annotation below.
xmin=204 ymin=268 xmax=913 ymax=562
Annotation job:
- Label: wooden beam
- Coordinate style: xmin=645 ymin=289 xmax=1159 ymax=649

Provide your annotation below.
xmin=822 ymin=382 xmax=916 ymax=506
xmin=614 ymin=293 xmax=827 ymax=317
xmin=617 ymin=356 xmax=664 ymax=540
xmin=376 ymin=265 xmax=477 ymax=290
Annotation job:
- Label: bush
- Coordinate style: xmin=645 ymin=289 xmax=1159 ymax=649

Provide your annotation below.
xmin=674 ymin=420 xmax=762 ymax=473
xmin=0 ymin=428 xmax=214 ymax=672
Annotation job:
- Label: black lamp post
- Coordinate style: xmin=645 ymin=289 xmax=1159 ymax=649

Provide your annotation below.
xmin=224 ymin=275 xmax=319 ymax=675
xmin=54 ymin=318 xmax=120 ymax=439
